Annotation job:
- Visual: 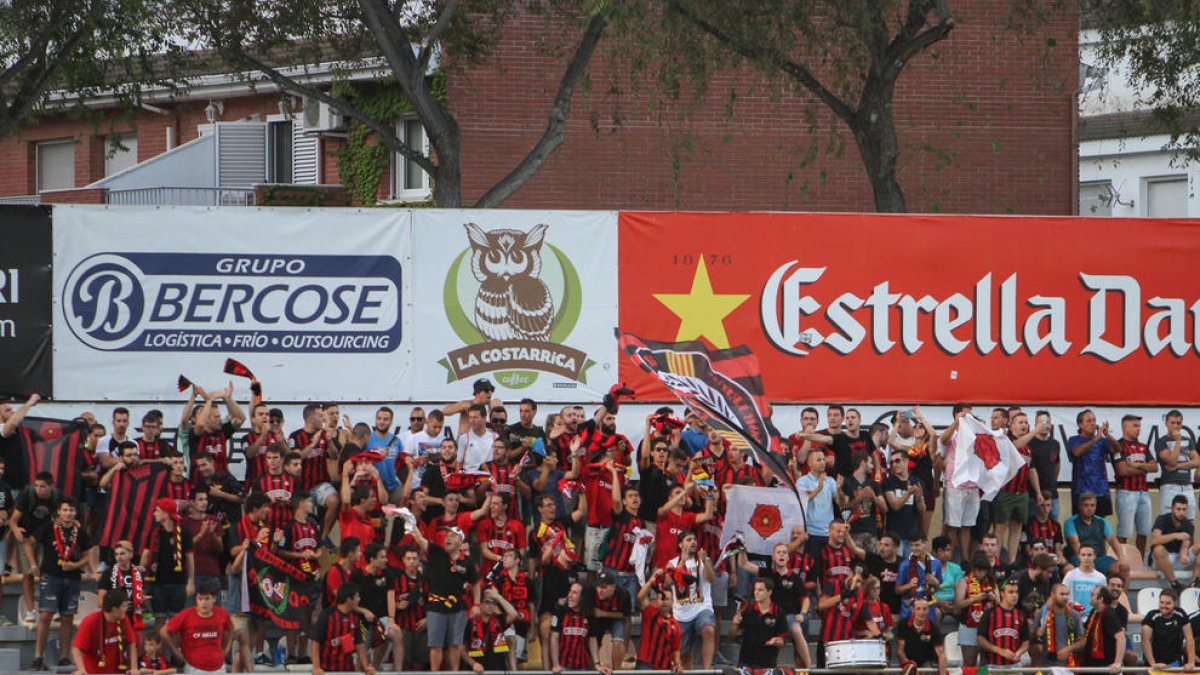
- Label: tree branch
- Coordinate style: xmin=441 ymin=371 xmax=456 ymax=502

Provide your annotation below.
xmin=884 ymin=18 xmax=954 ymax=82
xmin=416 ymin=0 xmax=459 ymax=75
xmin=0 ymin=22 xmax=93 ymax=139
xmin=218 ymin=47 xmax=436 ymax=174
xmin=474 ymin=11 xmax=608 ymax=208
xmin=357 ymin=0 xmax=421 ymax=91
xmin=668 ymin=0 xmax=856 ymax=123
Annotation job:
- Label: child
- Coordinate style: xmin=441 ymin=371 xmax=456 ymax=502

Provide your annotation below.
xmin=138 ymin=632 xmax=176 ymax=675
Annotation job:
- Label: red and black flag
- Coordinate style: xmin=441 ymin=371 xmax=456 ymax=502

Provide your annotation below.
xmin=243 ymin=542 xmax=315 ymax=631
xmin=617 ymin=332 xmax=791 ymax=481
xmin=100 ymin=463 xmax=170 ymax=552
xmin=223 ymin=358 xmax=256 ymax=380
xmin=16 ymin=417 xmax=90 ymax=497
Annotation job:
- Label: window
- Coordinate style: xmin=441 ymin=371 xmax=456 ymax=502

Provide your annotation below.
xmin=392 ymin=118 xmax=430 ymax=200
xmin=104 ymin=133 xmax=138 ymax=177
xmin=1146 ymin=176 xmax=1188 ymax=218
xmin=36 ymin=139 xmax=75 ymax=191
xmin=267 ymin=120 xmax=293 ymax=183
xmin=1078 ymin=181 xmax=1112 ymax=216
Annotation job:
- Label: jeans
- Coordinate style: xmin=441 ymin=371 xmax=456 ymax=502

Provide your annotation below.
xmin=1116 ymin=489 xmax=1152 ymax=538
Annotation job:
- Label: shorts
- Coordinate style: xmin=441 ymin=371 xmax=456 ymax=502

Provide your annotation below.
xmin=401 ymin=626 xmax=430 ymax=667
xmin=601 ymin=567 xmax=640 ymax=606
xmin=223 ymin=573 xmax=243 ymax=614
xmin=358 ymin=619 xmax=386 ymax=647
xmin=957 ymin=623 xmax=978 ymax=647
xmin=184 ymin=666 xmax=227 ymax=674
xmin=1116 ymin=489 xmax=1153 ymax=538
xmin=38 ymin=576 xmax=81 ymax=615
xmin=426 ymin=610 xmax=467 ymax=648
xmin=584 ymin=526 xmax=608 ymax=572
xmin=231 ymin=614 xmax=250 ymax=633
xmin=593 ymin=617 xmax=627 ymax=642
xmin=992 ymin=490 xmax=1028 ymax=524
xmin=678 ymin=608 xmax=716 ymax=652
xmin=152 ymin=583 xmax=188 ymax=617
xmin=1074 ymin=492 xmax=1114 ymax=518
xmin=944 ymin=487 xmax=981 ymax=528
xmin=1161 ymin=483 xmax=1196 ymax=519
xmin=710 ymin=571 xmax=730 ymax=609
xmin=972 ymin=500 xmax=992 ymax=539
xmin=311 ymin=482 xmax=338 ymax=506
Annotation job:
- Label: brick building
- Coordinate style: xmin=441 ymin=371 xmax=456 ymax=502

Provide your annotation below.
xmin=0 ymin=1 xmax=1080 ymax=213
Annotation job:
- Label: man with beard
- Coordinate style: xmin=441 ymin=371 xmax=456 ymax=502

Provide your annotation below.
xmin=1080 ymin=586 xmax=1125 ymax=672
xmin=192 ymin=453 xmax=243 ymax=527
xmin=94 ymin=407 xmax=132 ymax=470
xmin=458 ymin=404 xmax=499 ymax=473
xmin=1150 ymin=494 xmax=1199 ymax=592
xmin=800 ymin=408 xmax=875 ymax=480
xmin=410 ymin=522 xmax=480 ymax=672
xmin=1036 ymin=582 xmax=1084 ymax=667
xmin=868 ymin=533 xmax=903 ymax=616
xmin=420 ymin=437 xmax=465 ymax=522
xmin=1141 ymin=587 xmax=1195 ymax=669
xmin=179 ymin=383 xmax=245 ymax=480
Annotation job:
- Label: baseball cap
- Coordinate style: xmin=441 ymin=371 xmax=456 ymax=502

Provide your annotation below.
xmin=447 ymin=527 xmax=466 ymax=540
xmin=473 ymin=378 xmax=495 ymax=394
xmin=899 ymin=411 xmax=916 ymax=421
xmin=596 ymin=571 xmax=616 ymax=586
xmin=1121 ymin=414 xmax=1142 ymax=423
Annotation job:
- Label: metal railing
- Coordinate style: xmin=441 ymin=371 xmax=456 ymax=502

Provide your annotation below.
xmin=0 ymin=194 xmax=41 ymax=205
xmin=105 ymin=186 xmax=256 ymax=206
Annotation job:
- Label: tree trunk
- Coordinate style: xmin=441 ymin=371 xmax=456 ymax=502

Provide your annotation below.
xmin=851 ymin=82 xmax=907 ymax=213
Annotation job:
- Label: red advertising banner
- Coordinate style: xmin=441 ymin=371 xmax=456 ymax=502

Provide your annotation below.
xmin=618 ymin=212 xmax=1200 ymax=404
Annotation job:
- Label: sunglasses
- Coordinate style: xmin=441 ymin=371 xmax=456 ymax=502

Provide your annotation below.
xmin=890 ymin=458 xmax=905 ymax=464
xmin=410 ymin=416 xmax=424 ymax=422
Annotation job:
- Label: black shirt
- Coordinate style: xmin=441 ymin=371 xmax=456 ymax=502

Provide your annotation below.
xmin=840 ymin=474 xmax=881 ymax=535
xmin=1143 ymin=608 xmax=1190 ymax=665
xmin=1015 ymin=571 xmax=1052 ymax=617
xmin=505 ymin=423 xmax=545 ymax=446
xmin=637 ymin=464 xmax=678 ymax=524
xmin=1081 ymin=606 xmax=1123 ymax=667
xmin=881 ymin=474 xmax=922 ymax=541
xmin=424 ymin=543 xmax=477 ymax=613
xmin=896 ymin=617 xmax=944 ymax=665
xmin=0 ymin=434 xmax=26 ymax=489
xmin=349 ymin=568 xmax=393 ymax=621
xmin=738 ymin=601 xmax=789 ymax=668
xmin=0 ymin=479 xmax=14 ymax=514
xmin=193 ymin=472 xmax=243 ymax=526
xmin=1028 ymin=437 xmax=1061 ymax=491
xmin=147 ymin=524 xmax=194 ymax=585
xmin=36 ymin=522 xmax=91 ymax=579
xmin=15 ymin=485 xmax=61 ymax=539
xmin=1152 ymin=513 xmax=1195 ymax=554
xmin=868 ymin=553 xmax=902 ymax=614
xmin=831 ymin=432 xmax=875 ymax=479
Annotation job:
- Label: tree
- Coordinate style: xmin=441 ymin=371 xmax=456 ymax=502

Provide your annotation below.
xmin=1084 ymin=0 xmax=1200 ymax=157
xmin=0 ymin=0 xmax=177 ymax=140
xmin=181 ymin=0 xmax=609 ymax=208
xmin=621 ymin=0 xmax=957 ymax=213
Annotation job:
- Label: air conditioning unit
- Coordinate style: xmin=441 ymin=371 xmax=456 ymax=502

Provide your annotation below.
xmin=302 ymin=99 xmax=345 ymax=132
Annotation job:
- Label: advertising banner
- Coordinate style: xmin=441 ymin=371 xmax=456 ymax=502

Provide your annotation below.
xmin=53 ymin=206 xmax=410 ymax=401
xmin=619 ymin=212 xmax=1200 ymax=404
xmin=0 ymin=206 xmax=53 ymax=397
xmin=411 ymin=210 xmax=618 ymax=402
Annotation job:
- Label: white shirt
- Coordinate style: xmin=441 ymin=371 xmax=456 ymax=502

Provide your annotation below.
xmin=1062 ymin=567 xmax=1106 ymax=616
xmin=667 ymin=555 xmax=713 ymax=622
xmin=457 ymin=428 xmax=497 ymax=472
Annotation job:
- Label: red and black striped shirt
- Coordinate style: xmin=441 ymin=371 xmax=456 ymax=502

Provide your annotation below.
xmin=820 ymin=583 xmax=865 ymax=643
xmin=601 ymin=510 xmax=645 ymax=574
xmin=254 ymin=472 xmax=294 ymax=530
xmin=697 ymin=514 xmax=724 ymax=567
xmin=637 ymin=604 xmax=681 ymax=669
xmin=980 ymin=606 xmax=1027 ymax=665
xmin=163 ymin=478 xmax=192 ymax=502
xmin=289 ymin=429 xmax=329 ymax=493
xmin=235 ymin=515 xmax=267 ymax=547
xmin=1025 ymin=516 xmax=1062 ymax=549
xmin=494 ymin=571 xmax=532 ymax=627
xmin=311 ymin=606 xmax=361 ymax=672
xmin=1114 ymin=439 xmax=1151 ymax=492
xmin=551 ymin=605 xmax=591 ymax=670
xmin=393 ymin=571 xmax=428 ymax=630
xmin=136 ymin=438 xmax=173 ymax=461
xmin=242 ymin=431 xmax=281 ymax=492
xmin=473 ymin=516 xmax=526 ymax=569
xmin=282 ymin=519 xmax=319 ymax=574
xmin=482 ymin=461 xmax=519 ymax=519
xmin=818 ymin=544 xmax=855 ymax=588
xmin=1002 ymin=441 xmax=1033 ymax=493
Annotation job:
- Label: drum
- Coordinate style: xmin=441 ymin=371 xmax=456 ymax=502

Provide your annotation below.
xmin=825 ymin=639 xmax=887 ymax=669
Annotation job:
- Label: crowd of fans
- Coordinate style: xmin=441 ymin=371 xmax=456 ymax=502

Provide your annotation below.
xmin=0 ymin=381 xmax=1198 ymax=674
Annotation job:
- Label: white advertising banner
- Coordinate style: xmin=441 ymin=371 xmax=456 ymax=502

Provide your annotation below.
xmin=410 ymin=210 xmax=619 ymax=402
xmin=53 ymin=205 xmax=411 ymax=401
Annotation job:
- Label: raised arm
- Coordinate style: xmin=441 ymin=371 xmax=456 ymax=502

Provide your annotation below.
xmin=0 ymin=393 xmax=39 ymax=437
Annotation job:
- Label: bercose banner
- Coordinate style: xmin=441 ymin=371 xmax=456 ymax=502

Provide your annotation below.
xmin=619 ymin=212 xmax=1200 ymax=404
xmin=0 ymin=206 xmax=53 ymax=398
xmin=410 ymin=210 xmax=618 ymax=402
xmin=53 ymin=206 xmax=411 ymax=401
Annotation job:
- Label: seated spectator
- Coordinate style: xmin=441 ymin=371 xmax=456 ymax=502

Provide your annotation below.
xmin=1064 ymin=492 xmax=1127 ymax=576
xmin=1141 ymin=587 xmax=1195 ymax=669
xmin=1150 ymin=494 xmax=1200 ymax=591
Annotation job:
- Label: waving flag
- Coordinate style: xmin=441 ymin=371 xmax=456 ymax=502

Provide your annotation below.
xmin=720 ymin=485 xmax=810 ymax=555
xmin=99 ymin=463 xmax=169 ymax=551
xmin=951 ymin=415 xmax=1024 ymax=500
xmin=617 ymin=331 xmax=799 ymax=512
xmin=242 ymin=542 xmax=316 ymax=630
xmin=16 ymin=417 xmax=90 ymax=496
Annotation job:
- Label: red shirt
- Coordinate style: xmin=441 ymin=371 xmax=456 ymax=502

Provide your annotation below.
xmin=473 ymin=516 xmax=526 ymax=565
xmin=165 ymin=606 xmax=233 ymax=671
xmin=1114 ymin=439 xmax=1151 ymax=492
xmin=654 ymin=510 xmax=698 ymax=570
xmin=637 ymin=604 xmax=681 ymax=669
xmin=423 ymin=511 xmax=475 ymax=551
xmin=582 ymin=465 xmax=624 ymax=528
xmin=338 ymin=508 xmax=377 ymax=550
xmin=73 ymin=611 xmax=135 ymax=674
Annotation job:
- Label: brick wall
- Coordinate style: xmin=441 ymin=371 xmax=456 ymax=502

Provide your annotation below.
xmin=445 ymin=1 xmax=1080 ymax=214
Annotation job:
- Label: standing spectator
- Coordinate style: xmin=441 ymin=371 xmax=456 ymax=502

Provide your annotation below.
xmin=653 ymin=483 xmax=714 ymax=571
xmin=869 ymin=533 xmax=903 ymax=616
xmin=1158 ymin=410 xmax=1199 ymax=519
xmin=507 ymin=399 xmax=545 ymax=447
xmin=838 ymin=452 xmax=885 ymax=555
xmin=135 ymin=410 xmax=175 ymax=463
xmin=457 ymin=404 xmax=498 ymax=473
xmin=253 ymin=446 xmax=293 ymax=529
xmin=1141 ymin=587 xmax=1195 ymax=668
xmin=795 ymin=451 xmax=838 ymax=555
xmin=931 ymin=536 xmax=964 ymax=619
xmin=12 ymin=471 xmax=61 ymax=624
xmin=180 ymin=383 xmax=245 ymax=479
xmin=241 ymin=402 xmax=284 ymax=490
xmin=28 ymin=498 xmax=95 ymax=670
xmin=731 ymin=578 xmax=788 ymax=669
xmin=98 ymin=541 xmax=147 ymax=634
xmin=635 ymin=572 xmax=682 ymax=673
xmin=896 ymin=536 xmax=940 ymax=620
xmin=994 ymin=412 xmax=1043 ymax=565
xmin=191 ymin=454 xmax=242 ymax=529
xmin=410 ymin=523 xmax=479 ymax=671
xmin=531 ymin=494 xmax=585 ymax=670
xmin=977 ymin=582 xmax=1029 ymax=668
xmin=1025 ymin=490 xmax=1066 ymax=565
xmin=1064 ymin=492 xmax=1127 ymax=576
xmin=938 ymin=403 xmax=979 ymax=563
xmin=349 ymin=543 xmax=403 ymax=669
xmin=1112 ymin=414 xmax=1157 ymax=554
xmin=70 ymin=590 xmax=136 ymax=675
xmin=277 ymin=494 xmax=321 ymax=664
xmin=736 ymin=542 xmax=813 ymax=668
xmin=1068 ymin=410 xmax=1116 ymax=516
xmin=140 ymin=499 xmax=194 ymax=628
xmin=0 ymin=393 xmax=40 ymax=488
xmin=310 ymin=583 xmax=374 ymax=675
xmin=180 ymin=490 xmax=222 ymax=606
xmin=392 ymin=546 xmax=428 ymax=671
xmin=816 ymin=566 xmax=866 ymax=667
xmin=1080 ymin=586 xmax=1125 ymax=671
xmin=635 ymin=434 xmax=683 ymax=531
xmin=493 ymin=548 xmax=533 ymax=669
xmin=1028 ymin=410 xmax=1062 ymax=519
xmin=854 ymin=576 xmax=893 ymax=637
xmin=1150 ymin=494 xmax=1199 ymax=592
xmin=668 ymin=531 xmax=716 ymax=669
xmin=882 ymin=450 xmax=925 ymax=556
xmin=550 ymin=581 xmax=594 ymax=673
xmin=590 ymin=572 xmax=632 ymax=672
xmin=893 ymin=408 xmax=938 ymax=538
xmin=600 ymin=484 xmax=645 ymax=617
xmin=463 ymin=587 xmax=518 ymax=673
xmin=1063 ymin=545 xmax=1107 ymax=617
xmin=160 ymin=581 xmax=233 ymax=674
xmin=1036 ymin=582 xmax=1084 ymax=668
xmin=954 ymin=551 xmax=997 ymax=668
xmin=800 ymin=408 xmax=873 ymax=480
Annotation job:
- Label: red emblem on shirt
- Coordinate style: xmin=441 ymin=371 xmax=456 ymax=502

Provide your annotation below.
xmin=749 ymin=504 xmax=783 ymax=539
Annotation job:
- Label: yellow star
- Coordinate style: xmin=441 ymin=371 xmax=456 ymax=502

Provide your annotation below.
xmin=653 ymin=255 xmax=750 ymax=349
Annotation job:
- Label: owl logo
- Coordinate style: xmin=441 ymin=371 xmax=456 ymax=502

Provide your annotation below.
xmin=465 ymin=223 xmax=555 ymax=342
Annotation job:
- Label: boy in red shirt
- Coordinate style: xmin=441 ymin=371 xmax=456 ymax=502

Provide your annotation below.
xmin=71 ymin=589 xmax=137 ymax=675
xmin=160 ymin=581 xmax=233 ymax=673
